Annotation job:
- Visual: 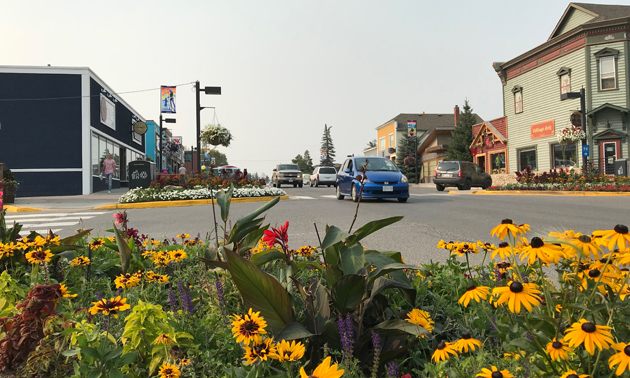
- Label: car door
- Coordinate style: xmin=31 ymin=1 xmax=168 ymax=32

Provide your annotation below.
xmin=340 ymin=159 xmax=352 ymax=193
xmin=472 ymin=163 xmax=483 ymax=185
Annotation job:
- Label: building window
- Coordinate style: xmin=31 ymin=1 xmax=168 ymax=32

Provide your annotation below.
xmin=512 ymin=86 xmax=523 ymax=114
xmin=379 ymin=137 xmax=386 ymax=151
xmin=389 ymin=133 xmax=394 ymax=149
xmin=557 ymin=67 xmax=571 ymax=96
xmin=552 ymin=144 xmax=577 ymax=169
xmin=518 ymin=148 xmax=537 ymax=171
xmin=600 ymin=56 xmax=616 ymax=90
xmin=490 ymin=152 xmax=506 ymax=174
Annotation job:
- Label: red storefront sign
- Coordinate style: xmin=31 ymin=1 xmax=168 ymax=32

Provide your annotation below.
xmin=531 ymin=120 xmax=555 ymax=139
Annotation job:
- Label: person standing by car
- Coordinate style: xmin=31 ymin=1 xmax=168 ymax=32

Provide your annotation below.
xmin=102 ymin=153 xmax=117 ymax=193
xmin=178 ymin=165 xmax=186 ymax=175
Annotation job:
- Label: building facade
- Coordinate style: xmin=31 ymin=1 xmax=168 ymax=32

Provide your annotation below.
xmin=470 ymin=117 xmax=508 ymax=174
xmin=0 ymin=66 xmax=146 ymax=196
xmin=494 ymin=3 xmax=630 ymax=174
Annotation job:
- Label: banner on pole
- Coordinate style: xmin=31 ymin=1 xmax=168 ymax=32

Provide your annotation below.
xmin=172 ymin=136 xmax=183 ymax=145
xmin=321 ymin=151 xmax=327 ymax=161
xmin=161 ymin=86 xmax=176 ymax=114
xmin=407 ymin=120 xmax=417 ymax=138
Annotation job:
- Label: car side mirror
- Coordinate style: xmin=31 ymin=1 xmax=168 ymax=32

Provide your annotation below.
xmin=399 ymin=169 xmax=403 ymax=173
xmin=344 ymin=168 xmax=351 ymax=174
xmin=273 ymin=168 xmax=277 ymax=172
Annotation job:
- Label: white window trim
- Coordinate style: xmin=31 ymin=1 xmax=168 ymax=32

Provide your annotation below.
xmin=514 ymin=91 xmax=523 ymax=114
xmin=560 ymin=73 xmax=571 ymax=95
xmin=600 ymin=56 xmax=616 ymax=90
xmin=379 ymin=137 xmax=386 ymax=151
xmin=388 ymin=133 xmax=394 ymax=149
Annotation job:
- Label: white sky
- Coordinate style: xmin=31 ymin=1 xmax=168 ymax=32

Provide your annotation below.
xmin=1 ymin=0 xmax=612 ymax=176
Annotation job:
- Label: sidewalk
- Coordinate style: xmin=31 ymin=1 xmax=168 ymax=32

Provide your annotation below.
xmin=5 ymin=188 xmax=126 ymax=211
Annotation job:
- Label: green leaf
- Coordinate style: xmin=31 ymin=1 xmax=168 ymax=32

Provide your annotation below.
xmin=250 ymin=250 xmax=286 ymax=266
xmin=225 ymin=248 xmax=294 ymax=333
xmin=370 ymin=277 xmax=416 ymax=306
xmin=296 ymin=261 xmax=323 ymax=272
xmin=57 ymin=229 xmax=93 ymax=246
xmin=109 ymin=370 xmax=123 ymax=378
xmin=345 ymin=216 xmax=403 ymax=246
xmin=371 ymin=318 xmax=430 ymax=337
xmin=199 ymin=257 xmax=228 ymax=270
xmin=508 ymin=338 xmax=540 ymax=354
xmin=217 ymin=184 xmax=234 ymax=223
xmin=304 ymin=279 xmax=330 ymax=335
xmin=114 ymin=226 xmax=133 ymax=275
xmin=235 ymin=196 xmax=279 ymax=228
xmin=275 ymin=322 xmax=315 ymax=341
xmin=88 ymin=370 xmax=102 ymax=378
xmin=229 ymin=218 xmax=264 ymax=245
xmin=237 ymin=226 xmax=268 ymax=254
xmin=340 ymin=244 xmax=365 ymax=275
xmin=62 ymin=349 xmax=81 ymax=357
xmin=48 ymin=245 xmax=83 ymax=255
xmin=364 ymin=250 xmax=397 ymax=267
xmin=368 ymin=263 xmax=421 ymax=286
xmin=148 ymin=355 xmax=162 ymax=375
xmin=321 ymin=226 xmax=349 ymax=250
xmin=102 ymin=347 xmax=123 ymax=363
xmin=80 ymin=346 xmax=101 ymax=360
xmin=119 ymin=351 xmax=137 ymax=365
xmin=322 ymin=264 xmax=343 ymax=289
xmin=331 ymin=274 xmax=365 ymax=314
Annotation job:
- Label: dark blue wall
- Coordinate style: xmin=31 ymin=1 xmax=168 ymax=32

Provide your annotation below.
xmin=13 ymin=172 xmax=82 ymax=197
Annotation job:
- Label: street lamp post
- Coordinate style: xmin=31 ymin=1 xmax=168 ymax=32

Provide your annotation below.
xmin=159 ymin=115 xmax=176 ymax=172
xmin=561 ymin=88 xmax=587 ymax=171
xmin=195 ymin=81 xmax=221 ymax=172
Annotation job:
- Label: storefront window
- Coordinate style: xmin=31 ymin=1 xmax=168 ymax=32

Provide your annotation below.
xmin=91 ymin=134 xmax=100 ymax=175
xmin=552 ymin=144 xmax=577 ymax=169
xmin=113 ymin=143 xmax=120 ymax=179
xmin=490 ymin=152 xmax=506 ymax=174
xmin=518 ymin=149 xmax=537 ymax=171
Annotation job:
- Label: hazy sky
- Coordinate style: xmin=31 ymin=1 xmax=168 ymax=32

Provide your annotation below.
xmin=2 ymin=0 xmax=610 ymax=176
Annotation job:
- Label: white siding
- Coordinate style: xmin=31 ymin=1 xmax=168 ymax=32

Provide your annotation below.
xmin=504 ymin=48 xmax=586 ymax=172
xmin=590 ymin=41 xmax=627 ymax=109
xmin=556 ymin=8 xmax=595 ymax=36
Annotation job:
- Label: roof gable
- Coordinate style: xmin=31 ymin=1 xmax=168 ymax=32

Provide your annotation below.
xmin=470 ymin=121 xmax=507 ymax=149
xmin=550 ymin=3 xmax=630 ymax=40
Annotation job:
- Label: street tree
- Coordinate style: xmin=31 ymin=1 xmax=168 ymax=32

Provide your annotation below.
xmin=447 ymin=100 xmax=476 ymax=161
xmin=395 ymin=134 xmax=418 ymax=183
xmin=205 ymin=149 xmax=229 ymax=167
xmin=367 ymin=139 xmax=377 ymax=148
xmin=292 ymin=154 xmax=308 ymax=173
xmin=320 ymin=124 xmax=336 ymax=166
xmin=303 ymin=150 xmax=314 ymax=173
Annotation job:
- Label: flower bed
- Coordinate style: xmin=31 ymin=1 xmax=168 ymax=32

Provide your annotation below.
xmin=119 ymin=186 xmax=286 ymax=203
xmin=488 ymin=183 xmax=630 ymax=192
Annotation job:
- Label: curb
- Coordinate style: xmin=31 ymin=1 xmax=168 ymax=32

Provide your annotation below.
xmin=93 ymin=195 xmax=290 ymax=210
xmin=471 ymin=190 xmax=630 ymax=197
xmin=3 ymin=205 xmax=47 ymax=213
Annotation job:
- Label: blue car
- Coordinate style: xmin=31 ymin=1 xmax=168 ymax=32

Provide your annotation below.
xmin=336 ymin=156 xmax=409 ymax=203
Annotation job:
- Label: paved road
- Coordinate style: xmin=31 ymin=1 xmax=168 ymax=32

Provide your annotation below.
xmin=5 ymin=186 xmax=630 ymax=265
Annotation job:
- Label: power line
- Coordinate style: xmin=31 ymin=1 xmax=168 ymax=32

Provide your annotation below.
xmin=0 ymin=81 xmax=195 ymax=102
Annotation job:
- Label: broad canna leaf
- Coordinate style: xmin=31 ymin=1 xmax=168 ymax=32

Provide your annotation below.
xmin=304 ymin=280 xmax=330 ymax=335
xmin=368 ymin=263 xmax=421 ymax=286
xmin=229 ymin=218 xmax=264 ymax=245
xmin=321 ymin=225 xmax=349 ymax=250
xmin=250 ymin=250 xmax=285 ymax=266
xmin=216 ymin=184 xmax=233 ymax=223
xmin=225 ymin=248 xmax=293 ymax=333
xmin=345 ymin=216 xmax=403 ymax=246
xmin=114 ymin=226 xmax=133 ymax=275
xmin=199 ymin=257 xmax=228 ymax=270
xmin=235 ymin=196 xmax=279 ymax=228
xmin=340 ymin=244 xmax=366 ymax=275
xmin=275 ymin=322 xmax=314 ymax=341
xmin=237 ymin=226 xmax=268 ymax=254
xmin=331 ymin=274 xmax=365 ymax=314
xmin=369 ymin=277 xmax=416 ymax=306
xmin=370 ymin=318 xmax=430 ymax=338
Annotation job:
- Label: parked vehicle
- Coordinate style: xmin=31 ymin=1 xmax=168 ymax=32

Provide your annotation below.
xmin=272 ymin=164 xmax=303 ymax=188
xmin=216 ymin=166 xmax=240 ymax=175
xmin=336 ymin=156 xmax=409 ymax=203
xmin=433 ymin=161 xmax=492 ymax=191
xmin=302 ymin=174 xmax=311 ymax=185
xmin=310 ymin=166 xmax=337 ymax=187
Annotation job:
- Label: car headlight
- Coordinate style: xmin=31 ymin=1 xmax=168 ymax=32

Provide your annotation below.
xmin=401 ymin=175 xmax=408 ymax=183
xmin=297 ymin=174 xmax=302 ymax=178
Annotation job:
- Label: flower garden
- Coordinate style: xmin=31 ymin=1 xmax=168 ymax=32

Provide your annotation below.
xmin=2 ymin=191 xmax=630 ymax=377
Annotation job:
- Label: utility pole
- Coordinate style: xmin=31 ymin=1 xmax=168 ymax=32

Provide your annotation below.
xmin=414 ymin=137 xmax=419 ymax=184
xmin=159 ymin=115 xmax=176 ymax=172
xmin=195 ymin=81 xmax=221 ymax=172
xmin=580 ymin=88 xmax=587 ymax=172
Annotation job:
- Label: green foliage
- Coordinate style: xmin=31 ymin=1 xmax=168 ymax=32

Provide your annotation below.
xmin=0 ymin=271 xmax=25 ymax=319
xmin=320 ymin=124 xmax=336 ymax=166
xmin=447 ymin=100 xmax=477 ymax=161
xmin=206 ymin=148 xmax=229 ymax=166
xmin=292 ymin=150 xmax=315 ymax=174
xmin=395 ymin=134 xmax=418 ymax=183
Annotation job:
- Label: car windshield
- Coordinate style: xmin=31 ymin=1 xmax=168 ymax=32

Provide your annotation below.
xmin=354 ymin=158 xmax=399 ymax=172
xmin=279 ymin=164 xmax=299 ymax=170
xmin=437 ymin=162 xmax=459 ymax=171
xmin=320 ymin=167 xmax=336 ymax=174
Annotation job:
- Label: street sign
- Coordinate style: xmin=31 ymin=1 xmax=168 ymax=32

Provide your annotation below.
xmin=407 ymin=120 xmax=417 ymax=138
xmin=582 ymin=145 xmax=589 ymax=157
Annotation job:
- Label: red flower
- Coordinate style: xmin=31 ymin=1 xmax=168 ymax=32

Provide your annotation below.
xmin=401 ymin=375 xmax=412 ymax=378
xmin=263 ymin=221 xmax=289 ymax=251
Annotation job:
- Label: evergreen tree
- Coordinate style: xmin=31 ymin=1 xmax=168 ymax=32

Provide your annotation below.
xmin=303 ymin=150 xmax=314 ymax=173
xmin=320 ymin=124 xmax=336 ymax=166
xmin=447 ymin=100 xmax=476 ymax=161
xmin=367 ymin=139 xmax=377 ymax=148
xmin=292 ymin=154 xmax=308 ymax=172
xmin=395 ymin=134 xmax=418 ymax=183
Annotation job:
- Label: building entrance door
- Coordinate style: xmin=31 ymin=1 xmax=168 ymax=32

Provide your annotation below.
xmin=477 ymin=155 xmax=486 ymax=173
xmin=603 ymin=142 xmax=617 ymax=175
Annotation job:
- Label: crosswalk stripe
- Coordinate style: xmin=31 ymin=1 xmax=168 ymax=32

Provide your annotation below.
xmin=290 ymin=196 xmax=315 ymax=200
xmin=4 ymin=213 xmax=70 ymax=219
xmin=5 ymin=216 xmax=95 ymax=223
xmin=321 ymin=195 xmax=337 ymax=199
xmin=71 ymin=212 xmax=108 ymax=216
xmin=23 ymin=229 xmax=63 ymax=234
xmin=19 ymin=221 xmax=82 ymax=228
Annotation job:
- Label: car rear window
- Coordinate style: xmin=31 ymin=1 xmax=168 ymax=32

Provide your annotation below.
xmin=437 ymin=162 xmax=459 ymax=171
xmin=320 ymin=167 xmax=336 ymax=174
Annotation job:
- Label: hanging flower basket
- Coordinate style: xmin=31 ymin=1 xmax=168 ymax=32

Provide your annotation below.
xmin=201 ymin=124 xmax=232 ymax=147
xmin=556 ymin=125 xmax=586 ymax=145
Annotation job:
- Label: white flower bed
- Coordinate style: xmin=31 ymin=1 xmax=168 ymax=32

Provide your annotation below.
xmin=119 ymin=187 xmax=287 ymax=203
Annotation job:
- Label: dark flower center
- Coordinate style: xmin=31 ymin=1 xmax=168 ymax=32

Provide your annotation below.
xmin=243 ymin=321 xmax=258 ymax=332
xmin=614 ymin=225 xmax=629 ymax=234
xmin=581 ymin=322 xmax=596 ymax=333
xmin=622 ymin=268 xmax=629 ymax=272
xmin=588 ymin=269 xmax=601 ymax=278
xmin=552 ymin=341 xmax=563 ymax=349
xmin=491 ymin=372 xmax=503 ymax=378
xmin=530 ymin=237 xmax=545 ymax=248
xmin=567 ymin=375 xmax=579 ymax=378
xmin=499 ymin=242 xmax=509 ymax=248
xmin=600 ymin=258 xmax=608 ymax=263
xmin=578 ymin=235 xmax=592 ymax=243
xmin=501 ymin=219 xmax=513 ymax=225
xmin=437 ymin=341 xmax=446 ymax=350
xmin=510 ymin=282 xmax=524 ymax=293
xmin=624 ymin=345 xmax=630 ymax=357
xmin=466 ymin=285 xmax=476 ymax=291
xmin=462 ymin=333 xmax=471 ymax=339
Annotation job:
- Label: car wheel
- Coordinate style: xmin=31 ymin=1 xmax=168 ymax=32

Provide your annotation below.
xmin=327 ymin=184 xmax=331 ymax=187
xmin=310 ymin=181 xmax=313 ymax=187
xmin=482 ymin=178 xmax=492 ymax=189
xmin=336 ymin=185 xmax=345 ymax=200
xmin=351 ymin=185 xmax=358 ymax=202
xmin=316 ymin=180 xmax=319 ymax=187
xmin=459 ymin=179 xmax=471 ymax=191
xmin=277 ymin=182 xmax=281 ymax=188
xmin=436 ymin=184 xmax=445 ymax=192
xmin=299 ymin=183 xmax=303 ymax=188
xmin=397 ymin=198 xmax=408 ymax=203
xmin=293 ymin=183 xmax=297 ymax=187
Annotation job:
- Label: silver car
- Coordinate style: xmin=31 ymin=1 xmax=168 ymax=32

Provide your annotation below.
xmin=310 ymin=166 xmax=337 ymax=187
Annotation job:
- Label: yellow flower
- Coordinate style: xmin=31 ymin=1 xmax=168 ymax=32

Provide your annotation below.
xmin=477 ymin=366 xmax=514 ymax=378
xmin=476 ymin=241 xmax=496 ymax=252
xmin=178 ymin=358 xmax=191 ymax=366
xmin=231 ymin=309 xmax=268 ymax=345
xmin=593 ymin=225 xmax=630 ymax=251
xmin=545 ymin=338 xmax=571 ymax=361
xmin=454 ymin=333 xmax=482 ymax=353
xmin=169 ymin=249 xmax=187 ymax=263
xmin=153 ymin=251 xmax=172 ymax=267
xmin=517 ymin=224 xmax=531 ymax=235
xmin=299 ymin=356 xmax=344 ymax=378
xmin=70 ymin=256 xmax=90 ymax=266
xmin=608 ymin=342 xmax=630 ymax=376
xmin=243 ymin=338 xmax=276 ymax=364
xmin=490 ymin=219 xmax=521 ymax=241
xmin=458 ymin=285 xmax=490 ymax=307
xmin=146 ymin=271 xmax=169 ymax=284
xmin=158 ymin=362 xmax=181 ymax=378
xmin=564 ymin=319 xmax=613 ymax=355
xmin=177 ymin=233 xmax=190 ymax=239
xmin=272 ymin=340 xmax=305 ymax=362
xmin=491 ymin=242 xmax=512 ymax=260
xmin=520 ymin=237 xmax=564 ymax=265
xmin=559 ymin=371 xmax=589 ymax=378
xmin=432 ymin=341 xmax=458 ymax=362
xmin=503 ymin=351 xmax=525 ymax=361
xmin=405 ymin=309 xmax=434 ymax=337
xmin=88 ymin=239 xmax=105 ymax=248
xmin=114 ymin=273 xmax=140 ymax=289
xmin=142 ymin=250 xmax=155 ymax=258
xmin=452 ymin=243 xmax=479 ymax=257
xmin=89 ymin=296 xmax=130 ymax=318
xmin=297 ymin=246 xmax=316 ymax=258
xmin=25 ymin=249 xmax=53 ymax=265
xmin=492 ymin=280 xmax=541 ymax=313
xmin=60 ymin=284 xmax=77 ymax=298
xmin=154 ymin=334 xmax=173 ymax=345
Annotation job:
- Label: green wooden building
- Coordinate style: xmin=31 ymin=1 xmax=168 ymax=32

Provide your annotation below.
xmin=493 ymin=3 xmax=630 ymax=174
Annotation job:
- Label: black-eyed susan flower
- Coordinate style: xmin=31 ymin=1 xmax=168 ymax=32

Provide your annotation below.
xmin=114 ymin=273 xmax=140 ymax=289
xmin=153 ymin=251 xmax=171 ymax=267
xmin=491 ymin=242 xmax=512 ymax=260
xmin=299 ymin=356 xmax=344 ymax=378
xmin=154 ymin=334 xmax=173 ymax=345
xmin=520 ymin=237 xmax=564 ymax=265
xmin=405 ymin=309 xmax=434 ymax=336
xmin=517 ymin=224 xmax=531 ymax=235
xmin=458 ymin=285 xmax=490 ymax=307
xmin=177 ymin=233 xmax=190 ymax=239
xmin=169 ymin=249 xmax=187 ymax=263
xmin=564 ymin=319 xmax=613 ymax=355
xmin=454 ymin=333 xmax=482 ymax=353
xmin=503 ymin=351 xmax=526 ymax=361
xmin=491 ymin=219 xmax=521 ymax=241
xmin=559 ymin=371 xmax=589 ymax=378
xmin=59 ymin=284 xmax=77 ymax=298
xmin=88 ymin=239 xmax=105 ymax=249
xmin=297 ymin=246 xmax=316 ymax=258
xmin=243 ymin=338 xmax=276 ymax=364
xmin=25 ymin=249 xmax=53 ymax=265
xmin=492 ymin=280 xmax=541 ymax=313
xmin=272 ymin=339 xmax=305 ymax=362
xmin=593 ymin=225 xmax=630 ymax=251
xmin=431 ymin=341 xmax=458 ymax=362
xmin=89 ymin=296 xmax=131 ymax=318
xmin=608 ymin=342 xmax=630 ymax=376
xmin=70 ymin=256 xmax=90 ymax=266
xmin=476 ymin=366 xmax=514 ymax=378
xmin=158 ymin=362 xmax=181 ymax=378
xmin=573 ymin=234 xmax=603 ymax=260
xmin=178 ymin=358 xmax=191 ymax=367
xmin=453 ymin=243 xmax=479 ymax=257
xmin=231 ymin=309 xmax=268 ymax=345
xmin=545 ymin=338 xmax=571 ymax=361
xmin=141 ymin=250 xmax=154 ymax=258
xmin=476 ymin=241 xmax=496 ymax=252
xmin=146 ymin=272 xmax=169 ymax=284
